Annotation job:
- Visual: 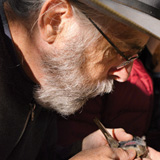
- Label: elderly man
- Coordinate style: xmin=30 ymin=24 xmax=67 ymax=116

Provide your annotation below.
xmin=0 ymin=0 xmax=160 ymax=159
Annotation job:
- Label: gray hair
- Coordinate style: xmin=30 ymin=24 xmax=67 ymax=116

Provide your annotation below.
xmin=5 ymin=0 xmax=45 ymax=18
xmin=5 ymin=0 xmax=99 ymax=20
xmin=5 ymin=1 xmax=80 ymax=18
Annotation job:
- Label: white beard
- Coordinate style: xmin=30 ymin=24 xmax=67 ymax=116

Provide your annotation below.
xmin=34 ymin=75 xmax=113 ymax=116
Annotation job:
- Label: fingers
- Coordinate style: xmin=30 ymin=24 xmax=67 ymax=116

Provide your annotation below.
xmin=107 ymin=128 xmax=133 ymax=141
xmin=147 ymin=147 xmax=160 ymax=159
xmin=70 ymin=146 xmax=117 ymax=160
xmin=113 ymin=148 xmax=136 ymax=160
xmin=70 ymin=146 xmax=137 ymax=160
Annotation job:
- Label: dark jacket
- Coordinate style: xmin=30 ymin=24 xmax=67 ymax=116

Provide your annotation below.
xmin=0 ymin=13 xmax=81 ymax=160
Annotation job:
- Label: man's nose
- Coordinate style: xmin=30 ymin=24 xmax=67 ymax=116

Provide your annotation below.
xmin=108 ymin=63 xmax=133 ymax=82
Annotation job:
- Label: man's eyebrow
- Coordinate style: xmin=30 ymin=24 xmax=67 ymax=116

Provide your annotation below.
xmin=115 ymin=42 xmax=143 ymax=51
xmin=127 ymin=45 xmax=143 ymax=51
xmin=129 ymin=43 xmax=144 ymax=50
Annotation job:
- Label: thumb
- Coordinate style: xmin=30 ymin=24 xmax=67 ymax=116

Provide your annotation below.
xmin=127 ymin=149 xmax=137 ymax=159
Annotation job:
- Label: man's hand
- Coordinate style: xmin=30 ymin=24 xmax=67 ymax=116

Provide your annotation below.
xmin=70 ymin=128 xmax=153 ymax=160
xmin=82 ymin=128 xmax=133 ymax=150
xmin=70 ymin=146 xmax=136 ymax=160
xmin=70 ymin=128 xmax=152 ymax=160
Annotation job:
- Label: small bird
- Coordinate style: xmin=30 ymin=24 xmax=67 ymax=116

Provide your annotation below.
xmin=94 ymin=118 xmax=149 ymax=158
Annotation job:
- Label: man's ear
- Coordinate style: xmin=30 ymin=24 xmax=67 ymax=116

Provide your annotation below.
xmin=38 ymin=0 xmax=72 ymax=43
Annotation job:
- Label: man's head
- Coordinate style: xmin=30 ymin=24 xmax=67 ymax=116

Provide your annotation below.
xmin=3 ymin=0 xmax=159 ymax=115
